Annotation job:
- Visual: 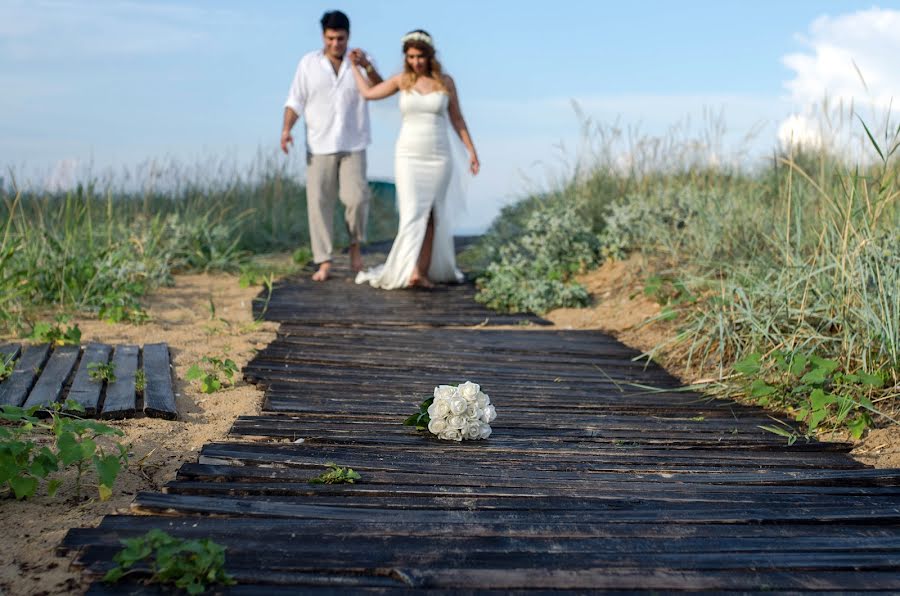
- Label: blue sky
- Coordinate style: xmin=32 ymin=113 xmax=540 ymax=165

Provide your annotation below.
xmin=2 ymin=1 xmax=899 ymax=232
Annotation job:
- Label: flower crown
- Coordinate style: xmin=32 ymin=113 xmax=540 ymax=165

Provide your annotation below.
xmin=401 ymin=31 xmax=434 ymax=48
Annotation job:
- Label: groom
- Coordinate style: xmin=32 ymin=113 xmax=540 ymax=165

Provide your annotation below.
xmin=280 ymin=10 xmax=382 ymax=281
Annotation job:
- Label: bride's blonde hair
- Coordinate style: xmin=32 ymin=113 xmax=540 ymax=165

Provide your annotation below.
xmin=399 ymin=29 xmax=447 ymax=92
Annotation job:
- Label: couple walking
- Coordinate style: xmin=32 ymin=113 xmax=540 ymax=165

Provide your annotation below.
xmin=281 ymin=10 xmax=480 ymax=289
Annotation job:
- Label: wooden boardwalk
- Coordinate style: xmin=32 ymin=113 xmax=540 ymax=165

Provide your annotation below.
xmin=63 ymin=261 xmax=900 ymax=593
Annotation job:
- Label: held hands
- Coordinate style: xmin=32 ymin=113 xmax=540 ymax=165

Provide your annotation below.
xmin=348 ymin=48 xmax=370 ymax=70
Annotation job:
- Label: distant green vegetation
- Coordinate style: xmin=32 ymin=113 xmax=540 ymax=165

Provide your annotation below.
xmin=464 ymin=115 xmax=899 ymax=435
xmin=0 ymin=158 xmax=397 ymax=331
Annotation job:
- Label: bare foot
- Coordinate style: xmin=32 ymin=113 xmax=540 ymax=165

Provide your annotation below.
xmin=349 ymin=243 xmax=363 ymax=272
xmin=408 ymin=270 xmax=435 ymax=289
xmin=311 ymin=262 xmax=331 ymax=282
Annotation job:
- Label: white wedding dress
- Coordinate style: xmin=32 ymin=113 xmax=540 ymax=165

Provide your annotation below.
xmin=355 ymin=90 xmax=464 ymax=289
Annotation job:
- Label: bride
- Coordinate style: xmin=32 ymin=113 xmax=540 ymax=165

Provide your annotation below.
xmin=350 ymin=30 xmax=480 ymax=289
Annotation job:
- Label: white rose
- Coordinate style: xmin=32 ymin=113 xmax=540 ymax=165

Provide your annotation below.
xmin=473 ymin=407 xmax=484 ymax=421
xmin=433 ymin=385 xmax=456 ymax=400
xmin=475 ymin=392 xmax=489 ymax=408
xmin=433 ymin=399 xmax=451 ymax=418
xmin=427 ymin=403 xmax=437 ymax=417
xmin=428 ymin=418 xmax=447 ymax=434
xmin=479 ymin=423 xmax=492 ymax=440
xmin=466 ymin=403 xmax=477 ymax=417
xmin=465 ymin=422 xmax=482 ymax=440
xmin=439 ymin=429 xmax=462 ymax=441
xmin=450 ymin=397 xmax=467 ymax=415
xmin=448 ymin=415 xmax=467 ymax=430
xmin=483 ymin=405 xmax=497 ymax=423
xmin=457 ymin=381 xmax=480 ymax=400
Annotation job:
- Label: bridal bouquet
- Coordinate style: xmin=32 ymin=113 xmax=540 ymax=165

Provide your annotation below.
xmin=404 ymin=381 xmax=496 ymax=441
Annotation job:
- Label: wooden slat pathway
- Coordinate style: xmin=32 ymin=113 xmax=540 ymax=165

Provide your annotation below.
xmin=62 ymin=258 xmax=900 ymax=593
xmin=0 ymin=343 xmax=176 ymax=419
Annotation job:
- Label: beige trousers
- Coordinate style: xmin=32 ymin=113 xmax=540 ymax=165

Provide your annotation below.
xmin=306 ymin=150 xmax=370 ymax=264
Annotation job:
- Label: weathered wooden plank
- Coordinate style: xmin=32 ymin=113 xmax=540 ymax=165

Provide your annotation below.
xmin=173 ymin=462 xmax=900 ymax=494
xmin=66 ymin=343 xmax=113 ymax=415
xmin=130 ymin=492 xmax=900 ymax=525
xmin=101 ymin=345 xmax=138 ymax=419
xmin=22 ymin=345 xmax=79 ymax=409
xmin=72 ymin=515 xmax=900 ymax=551
xmin=0 ymin=343 xmax=50 ymax=407
xmin=0 ymin=343 xmax=22 ymax=396
xmin=141 ymin=343 xmax=176 ymax=420
xmin=0 ymin=343 xmax=21 ymax=362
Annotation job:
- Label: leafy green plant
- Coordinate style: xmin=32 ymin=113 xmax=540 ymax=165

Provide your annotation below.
xmin=26 ymin=316 xmax=82 ymax=346
xmin=403 ymin=396 xmax=434 ymax=430
xmin=98 ymin=290 xmax=150 ymax=324
xmin=134 ymin=370 xmax=147 ymax=393
xmin=88 ymin=361 xmax=117 ymax=383
xmin=475 ymin=200 xmax=601 ymax=314
xmin=0 ymin=401 xmax=128 ymax=501
xmin=733 ymin=350 xmax=885 ymax=439
xmin=185 ymin=356 xmax=239 ymax=394
xmin=308 ymin=462 xmax=361 ymax=485
xmin=103 ymin=529 xmax=235 ymax=594
xmin=292 ymin=246 xmax=313 ymax=265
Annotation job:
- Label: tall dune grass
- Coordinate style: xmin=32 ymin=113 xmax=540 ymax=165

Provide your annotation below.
xmin=0 ymin=154 xmax=398 ymax=330
xmin=469 ymin=111 xmax=900 ymax=411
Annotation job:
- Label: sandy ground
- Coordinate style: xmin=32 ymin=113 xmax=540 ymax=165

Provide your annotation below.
xmin=544 ymin=254 xmax=900 ymax=469
xmin=0 ymin=273 xmax=277 ymax=596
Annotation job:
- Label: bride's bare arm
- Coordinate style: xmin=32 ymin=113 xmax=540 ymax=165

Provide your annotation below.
xmin=352 ymin=64 xmax=400 ymax=100
xmin=444 ymin=75 xmax=480 ymax=175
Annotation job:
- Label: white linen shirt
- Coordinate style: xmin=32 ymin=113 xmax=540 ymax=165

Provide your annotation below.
xmin=284 ymin=50 xmax=373 ymax=155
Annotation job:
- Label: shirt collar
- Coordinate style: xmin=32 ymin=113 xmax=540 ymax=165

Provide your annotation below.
xmin=318 ymin=49 xmax=349 ymax=80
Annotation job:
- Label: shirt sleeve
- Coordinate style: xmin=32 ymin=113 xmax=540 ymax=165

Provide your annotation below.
xmin=284 ymin=57 xmax=307 ymax=116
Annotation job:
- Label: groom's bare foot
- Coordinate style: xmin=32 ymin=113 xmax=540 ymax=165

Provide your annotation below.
xmin=408 ymin=270 xmax=434 ymax=289
xmin=349 ymin=243 xmax=363 ymax=272
xmin=311 ymin=262 xmax=331 ymax=282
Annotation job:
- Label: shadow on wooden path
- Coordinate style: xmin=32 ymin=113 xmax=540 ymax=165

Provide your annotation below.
xmin=64 ymin=254 xmax=900 ymax=593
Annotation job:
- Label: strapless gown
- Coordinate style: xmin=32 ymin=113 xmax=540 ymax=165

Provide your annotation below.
xmin=355 ymin=90 xmax=464 ymax=289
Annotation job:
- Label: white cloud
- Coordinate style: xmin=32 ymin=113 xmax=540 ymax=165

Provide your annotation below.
xmin=779 ymin=8 xmax=900 ymax=155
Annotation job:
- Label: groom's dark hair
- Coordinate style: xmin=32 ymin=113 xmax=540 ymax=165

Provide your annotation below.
xmin=321 ymin=10 xmax=350 ymax=32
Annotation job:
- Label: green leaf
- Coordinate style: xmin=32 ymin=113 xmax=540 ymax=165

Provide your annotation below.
xmin=734 ymin=352 xmax=762 ymax=376
xmin=858 ymin=371 xmax=884 ymax=388
xmin=789 ymin=354 xmax=808 ymax=377
xmin=47 ymin=478 xmax=62 ymax=497
xmin=9 ymin=475 xmax=38 ymax=499
xmin=749 ymin=379 xmax=777 ymax=398
xmin=809 ymin=355 xmax=839 ymax=374
xmin=57 ymin=432 xmax=82 ymax=466
xmin=801 ymin=367 xmax=828 ymax=385
xmin=185 ymin=365 xmax=204 ymax=381
xmin=807 ymin=408 xmax=828 ymax=430
xmin=94 ymin=454 xmax=121 ymax=488
xmin=103 ymin=568 xmax=125 ymax=583
xmin=809 ymin=388 xmax=837 ymax=410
